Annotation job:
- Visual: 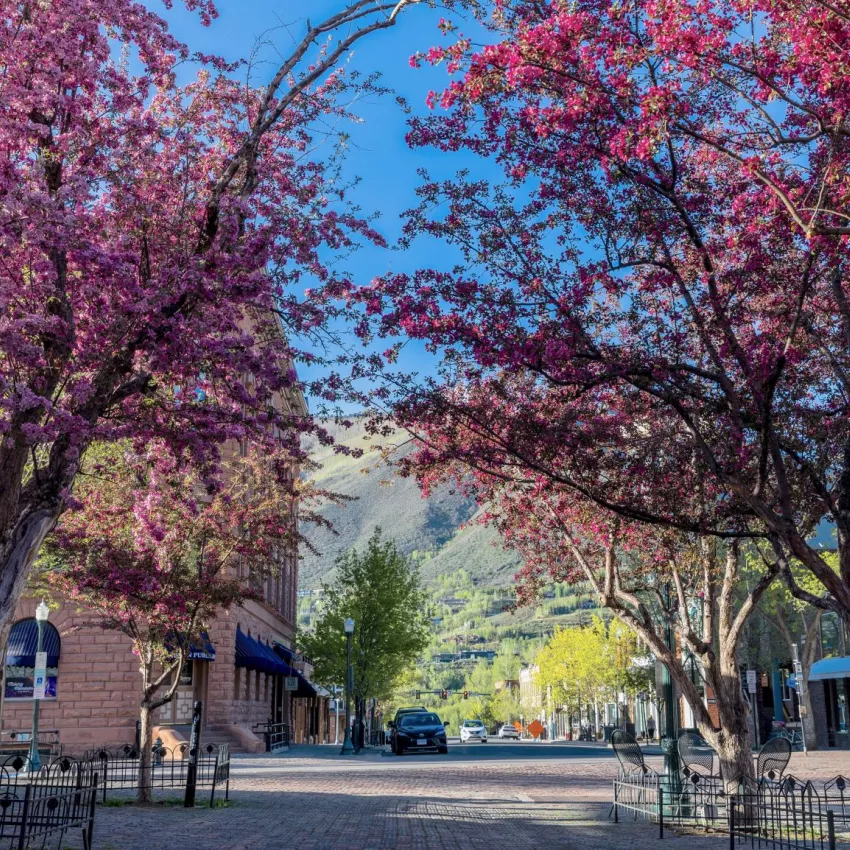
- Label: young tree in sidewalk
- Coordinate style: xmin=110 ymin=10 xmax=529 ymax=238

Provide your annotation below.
xmin=0 ymin=0 xmax=424 ymax=634
xmin=300 ymin=529 xmax=429 ymax=748
xmin=39 ymin=443 xmax=333 ymax=803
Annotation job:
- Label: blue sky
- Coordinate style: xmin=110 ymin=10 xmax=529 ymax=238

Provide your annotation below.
xmin=160 ymin=1 xmax=496 ymax=397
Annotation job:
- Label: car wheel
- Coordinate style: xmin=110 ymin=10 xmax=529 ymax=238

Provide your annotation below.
xmin=396 ymin=747 xmax=404 ymax=756
xmin=482 ymin=738 xmax=487 ymax=743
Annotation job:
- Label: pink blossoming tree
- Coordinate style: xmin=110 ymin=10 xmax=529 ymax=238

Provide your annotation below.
xmin=0 ymin=0 xmax=421 ymax=633
xmin=364 ymin=0 xmax=850 ymax=619
xmin=40 ymin=442 xmax=337 ymax=803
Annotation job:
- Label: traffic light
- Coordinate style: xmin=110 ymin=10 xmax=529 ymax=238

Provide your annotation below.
xmin=440 ymin=689 xmax=448 ymax=700
xmin=415 ymin=690 xmax=421 ymax=700
xmin=463 ymin=690 xmax=469 ymax=700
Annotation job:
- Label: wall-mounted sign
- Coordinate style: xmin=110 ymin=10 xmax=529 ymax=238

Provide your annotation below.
xmin=746 ymin=670 xmax=757 ymax=694
xmin=284 ymin=677 xmax=298 ymax=691
xmin=4 ymin=665 xmax=58 ymax=701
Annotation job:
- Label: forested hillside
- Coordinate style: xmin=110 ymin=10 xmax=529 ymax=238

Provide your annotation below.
xmin=300 ymin=419 xmax=523 ymax=589
xmin=299 ymin=419 xmax=606 ymax=722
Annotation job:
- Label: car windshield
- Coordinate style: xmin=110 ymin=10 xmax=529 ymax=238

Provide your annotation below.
xmin=400 ymin=713 xmax=441 ymax=728
xmin=463 ymin=721 xmax=483 ymax=728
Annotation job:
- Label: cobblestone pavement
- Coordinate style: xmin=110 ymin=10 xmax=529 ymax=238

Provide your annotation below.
xmin=71 ymin=746 xmax=850 ymax=850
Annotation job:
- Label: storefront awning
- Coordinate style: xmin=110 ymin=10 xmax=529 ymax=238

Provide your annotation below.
xmin=6 ymin=620 xmax=60 ymax=667
xmin=808 ymin=656 xmax=850 ymax=681
xmin=273 ymin=642 xmax=295 ymax=660
xmin=257 ymin=640 xmax=291 ymax=676
xmin=165 ymin=630 xmax=216 ymax=662
xmin=291 ymin=670 xmax=318 ymax=698
xmin=235 ymin=629 xmax=289 ymax=675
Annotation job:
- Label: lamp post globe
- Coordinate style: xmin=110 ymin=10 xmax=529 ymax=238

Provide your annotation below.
xmin=340 ymin=618 xmax=356 ymax=755
xmin=28 ymin=601 xmax=50 ymax=772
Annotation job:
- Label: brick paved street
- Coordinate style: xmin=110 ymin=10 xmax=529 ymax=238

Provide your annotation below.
xmin=62 ymin=744 xmax=850 ymax=849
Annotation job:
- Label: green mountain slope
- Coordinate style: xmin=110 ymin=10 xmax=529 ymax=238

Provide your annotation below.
xmin=300 ymin=419 xmax=523 ymax=589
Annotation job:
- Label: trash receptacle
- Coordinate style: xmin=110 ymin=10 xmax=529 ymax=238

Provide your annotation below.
xmin=602 ymin=725 xmax=617 ymax=742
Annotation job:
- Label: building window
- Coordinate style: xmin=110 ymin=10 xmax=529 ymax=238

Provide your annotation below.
xmin=4 ymin=619 xmax=61 ymax=701
xmin=179 ymin=661 xmax=194 ymax=686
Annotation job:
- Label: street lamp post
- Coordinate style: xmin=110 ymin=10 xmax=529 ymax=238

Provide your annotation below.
xmin=340 ymin=618 xmax=355 ymax=755
xmin=660 ymin=584 xmax=680 ymax=782
xmin=28 ymin=601 xmax=50 ymax=772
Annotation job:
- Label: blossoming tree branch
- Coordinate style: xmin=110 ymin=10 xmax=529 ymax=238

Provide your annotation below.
xmin=0 ymin=0 xmax=422 ymax=631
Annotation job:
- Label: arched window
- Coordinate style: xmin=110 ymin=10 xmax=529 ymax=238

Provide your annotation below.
xmin=4 ymin=619 xmax=60 ymax=701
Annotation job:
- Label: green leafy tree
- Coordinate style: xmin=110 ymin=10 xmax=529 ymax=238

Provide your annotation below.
xmin=536 ymin=615 xmax=651 ymax=726
xmin=300 ymin=529 xmax=429 ymax=744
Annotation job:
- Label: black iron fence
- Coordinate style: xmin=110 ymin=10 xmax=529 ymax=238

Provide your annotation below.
xmin=612 ymin=771 xmax=850 ymax=848
xmin=730 ymin=783 xmax=837 ymax=850
xmin=0 ymin=757 xmax=98 ymax=849
xmin=252 ymin=723 xmax=289 ymax=753
xmin=83 ymin=743 xmax=230 ymax=807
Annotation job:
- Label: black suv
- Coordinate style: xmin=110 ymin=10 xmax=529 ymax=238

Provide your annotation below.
xmin=393 ymin=711 xmax=448 ymax=756
xmin=388 ymin=707 xmax=427 ymax=754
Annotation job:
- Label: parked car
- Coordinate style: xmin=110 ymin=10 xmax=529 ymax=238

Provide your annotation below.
xmin=388 ymin=707 xmax=428 ymax=754
xmin=460 ymin=719 xmax=488 ymax=743
xmin=394 ymin=711 xmax=448 ymax=755
xmin=498 ymin=724 xmax=520 ymax=740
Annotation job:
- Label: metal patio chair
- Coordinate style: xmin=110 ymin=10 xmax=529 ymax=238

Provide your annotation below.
xmin=610 ymin=730 xmax=656 ymax=820
xmin=611 ymin=729 xmax=654 ymax=778
xmin=756 ymin=735 xmax=792 ymax=782
xmin=677 ymin=732 xmax=724 ymax=825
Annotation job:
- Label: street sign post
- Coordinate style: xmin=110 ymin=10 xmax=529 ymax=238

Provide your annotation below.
xmin=32 ymin=651 xmax=47 ymax=701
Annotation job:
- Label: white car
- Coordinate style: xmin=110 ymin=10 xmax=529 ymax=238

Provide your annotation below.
xmin=460 ymin=720 xmax=488 ymax=743
xmin=498 ymin=724 xmax=520 ymax=740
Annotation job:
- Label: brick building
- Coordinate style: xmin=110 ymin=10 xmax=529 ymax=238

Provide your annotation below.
xmin=0 ymin=373 xmax=329 ymax=753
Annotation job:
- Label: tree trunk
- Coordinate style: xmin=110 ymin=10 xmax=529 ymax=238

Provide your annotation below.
xmin=712 ymin=726 xmax=755 ymax=793
xmin=0 ymin=507 xmax=58 ymax=631
xmin=137 ymin=702 xmax=154 ymax=805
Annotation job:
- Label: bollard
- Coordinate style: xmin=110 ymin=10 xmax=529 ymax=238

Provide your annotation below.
xmin=183 ymin=701 xmax=203 ymax=808
xmin=153 ymin=737 xmax=163 ymax=767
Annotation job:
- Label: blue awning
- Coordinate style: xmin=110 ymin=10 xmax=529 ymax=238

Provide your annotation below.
xmin=165 ymin=630 xmax=216 ymax=662
xmin=273 ymin=642 xmax=295 ymax=660
xmin=292 ymin=670 xmax=318 ymax=698
xmin=256 ymin=640 xmax=290 ymax=676
xmin=809 ymin=657 xmax=850 ymax=681
xmin=235 ymin=629 xmax=288 ymax=675
xmin=6 ymin=620 xmax=60 ymax=667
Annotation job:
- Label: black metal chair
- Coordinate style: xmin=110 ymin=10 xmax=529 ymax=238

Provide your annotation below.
xmin=610 ymin=730 xmax=657 ymax=820
xmin=611 ymin=729 xmax=656 ymax=777
xmin=678 ymin=732 xmax=718 ymax=780
xmin=676 ymin=732 xmax=725 ymax=825
xmin=756 ymin=736 xmax=792 ymax=782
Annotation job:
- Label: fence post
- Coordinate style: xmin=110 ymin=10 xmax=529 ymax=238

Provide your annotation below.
xmin=613 ymin=780 xmax=619 ymax=823
xmin=183 ymin=700 xmax=203 ymax=808
xmin=16 ymin=783 xmax=32 ymax=850
xmin=209 ymin=751 xmax=219 ymax=809
xmin=84 ymin=773 xmax=99 ymax=850
xmin=827 ymin=810 xmax=836 ymax=850
xmin=658 ymin=785 xmax=664 ymax=839
xmin=728 ymin=799 xmax=735 ymax=850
